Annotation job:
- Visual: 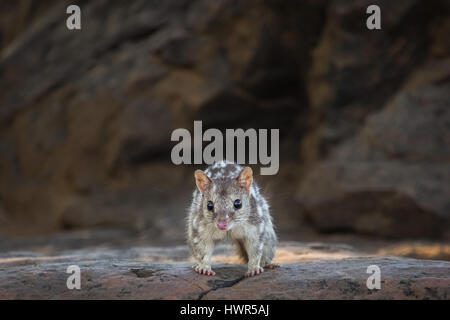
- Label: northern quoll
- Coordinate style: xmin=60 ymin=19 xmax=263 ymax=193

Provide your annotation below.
xmin=187 ymin=160 xmax=278 ymax=277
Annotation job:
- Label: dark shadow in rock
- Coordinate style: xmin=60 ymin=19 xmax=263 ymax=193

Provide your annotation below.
xmin=130 ymin=268 xmax=159 ymax=278
xmin=211 ymin=265 xmax=247 ymax=279
xmin=198 ymin=266 xmax=246 ymax=300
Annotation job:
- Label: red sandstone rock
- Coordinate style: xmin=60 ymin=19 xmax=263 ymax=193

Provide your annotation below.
xmin=0 ymin=243 xmax=448 ymax=299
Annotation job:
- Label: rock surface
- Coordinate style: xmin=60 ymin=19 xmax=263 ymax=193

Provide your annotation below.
xmin=0 ymin=242 xmax=448 ymax=299
xmin=297 ymin=63 xmax=450 ymax=238
xmin=0 ymin=0 xmax=326 ymax=237
xmin=305 ymin=0 xmax=449 ymax=155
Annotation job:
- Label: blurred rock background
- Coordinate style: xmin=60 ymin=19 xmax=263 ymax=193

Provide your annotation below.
xmin=0 ymin=0 xmax=449 ymax=254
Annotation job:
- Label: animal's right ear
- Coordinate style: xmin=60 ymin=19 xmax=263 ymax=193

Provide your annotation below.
xmin=237 ymin=166 xmax=253 ymax=194
xmin=194 ymin=170 xmax=212 ymax=194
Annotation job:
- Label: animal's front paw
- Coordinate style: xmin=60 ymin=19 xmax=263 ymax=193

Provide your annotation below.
xmin=263 ymin=263 xmax=280 ymax=269
xmin=245 ymin=266 xmax=264 ymax=277
xmin=193 ymin=264 xmax=215 ymax=276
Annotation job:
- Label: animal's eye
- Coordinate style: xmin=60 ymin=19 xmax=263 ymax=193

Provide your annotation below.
xmin=234 ymin=199 xmax=242 ymax=209
xmin=207 ymin=201 xmax=214 ymax=211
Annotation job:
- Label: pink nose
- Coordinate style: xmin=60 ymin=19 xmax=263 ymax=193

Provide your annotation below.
xmin=217 ymin=220 xmax=228 ymax=230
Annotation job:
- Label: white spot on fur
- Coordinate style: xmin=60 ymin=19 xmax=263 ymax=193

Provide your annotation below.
xmin=259 ymin=222 xmax=264 ymax=233
xmin=262 ymin=200 xmax=269 ymax=213
xmin=257 ymin=206 xmax=263 ymax=217
xmin=193 ymin=215 xmax=198 ymax=227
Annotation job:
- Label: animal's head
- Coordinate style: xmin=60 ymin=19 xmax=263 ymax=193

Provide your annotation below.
xmin=194 ymin=167 xmax=253 ymax=231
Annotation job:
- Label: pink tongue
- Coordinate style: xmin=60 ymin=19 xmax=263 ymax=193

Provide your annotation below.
xmin=217 ymin=221 xmax=227 ymax=230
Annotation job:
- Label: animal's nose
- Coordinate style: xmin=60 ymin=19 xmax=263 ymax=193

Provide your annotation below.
xmin=217 ymin=220 xmax=228 ymax=230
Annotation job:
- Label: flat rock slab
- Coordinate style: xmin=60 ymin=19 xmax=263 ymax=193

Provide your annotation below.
xmin=0 ymin=243 xmax=448 ymax=299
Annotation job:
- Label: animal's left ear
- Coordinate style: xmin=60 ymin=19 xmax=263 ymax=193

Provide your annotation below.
xmin=237 ymin=166 xmax=253 ymax=193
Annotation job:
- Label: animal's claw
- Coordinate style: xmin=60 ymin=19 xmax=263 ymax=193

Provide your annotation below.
xmin=194 ymin=265 xmax=215 ymax=276
xmin=245 ymin=266 xmax=264 ymax=277
xmin=264 ymin=263 xmax=280 ymax=269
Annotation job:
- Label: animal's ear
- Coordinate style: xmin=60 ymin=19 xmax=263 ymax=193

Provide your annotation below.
xmin=237 ymin=166 xmax=253 ymax=193
xmin=195 ymin=170 xmax=212 ymax=194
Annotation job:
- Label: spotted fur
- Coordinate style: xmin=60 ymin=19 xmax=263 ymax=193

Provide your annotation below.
xmin=187 ymin=160 xmax=278 ymax=277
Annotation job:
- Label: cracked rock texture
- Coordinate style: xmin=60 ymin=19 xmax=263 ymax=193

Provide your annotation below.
xmin=0 ymin=242 xmax=448 ymax=299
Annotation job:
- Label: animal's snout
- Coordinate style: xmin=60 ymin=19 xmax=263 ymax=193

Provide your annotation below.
xmin=217 ymin=220 xmax=228 ymax=230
